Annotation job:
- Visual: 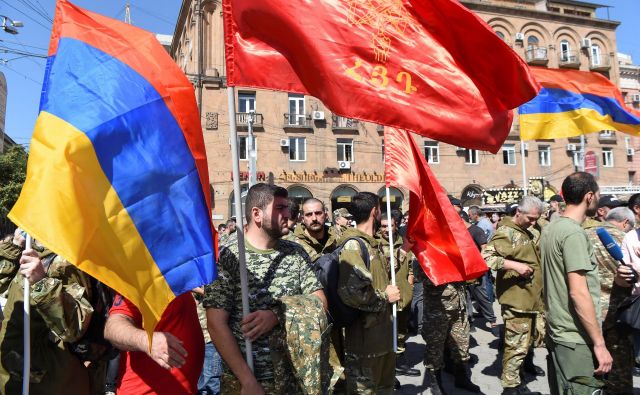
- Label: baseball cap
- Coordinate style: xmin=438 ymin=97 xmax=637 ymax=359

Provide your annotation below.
xmin=598 ymin=194 xmax=622 ymax=209
xmin=333 ymin=208 xmax=353 ymax=219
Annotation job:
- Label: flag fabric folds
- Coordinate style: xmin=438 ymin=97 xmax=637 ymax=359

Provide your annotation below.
xmin=9 ymin=0 xmax=216 ymax=335
xmin=384 ymin=127 xmax=488 ymax=285
xmin=223 ymin=0 xmax=539 ymax=153
xmin=519 ymin=67 xmax=640 ymax=140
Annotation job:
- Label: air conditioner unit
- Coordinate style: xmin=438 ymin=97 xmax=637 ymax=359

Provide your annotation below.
xmin=456 ymin=146 xmax=467 ymax=151
xmin=581 ymin=38 xmax=592 ymax=48
xmin=312 ymin=111 xmax=325 ymax=120
xmin=632 ymin=94 xmax=640 ymax=103
xmin=515 ymin=32 xmax=525 ymax=41
xmin=338 ymin=160 xmax=351 ymax=170
xmin=566 ymin=144 xmax=577 ymax=151
xmin=279 ymin=138 xmax=290 ymax=147
xmin=627 ymin=148 xmax=635 ymax=156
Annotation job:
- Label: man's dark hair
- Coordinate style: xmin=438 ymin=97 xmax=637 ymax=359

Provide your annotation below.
xmin=288 ymin=198 xmax=300 ymax=221
xmin=628 ymin=193 xmax=640 ymax=212
xmin=459 ymin=211 xmax=470 ymax=223
xmin=217 ymin=224 xmax=227 ymax=232
xmin=244 ymin=183 xmax=288 ymax=224
xmin=302 ymin=197 xmax=325 ymax=212
xmin=350 ymin=192 xmax=379 ymax=224
xmin=561 ymin=172 xmax=599 ymax=205
xmin=226 ymin=218 xmax=236 ymax=226
xmin=468 ymin=206 xmax=480 ymax=216
xmin=390 ymin=209 xmax=403 ymax=226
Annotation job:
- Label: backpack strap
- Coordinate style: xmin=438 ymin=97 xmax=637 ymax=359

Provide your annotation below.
xmin=340 ymin=237 xmax=371 ymax=270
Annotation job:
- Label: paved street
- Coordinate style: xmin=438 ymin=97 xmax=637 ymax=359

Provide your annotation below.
xmin=397 ymin=309 xmax=640 ymax=394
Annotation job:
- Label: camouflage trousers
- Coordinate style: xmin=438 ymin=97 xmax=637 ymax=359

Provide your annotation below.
xmin=501 ymin=308 xmax=545 ymax=388
xmin=344 ymin=352 xmax=395 ymax=394
xmin=421 ymin=287 xmax=470 ymax=370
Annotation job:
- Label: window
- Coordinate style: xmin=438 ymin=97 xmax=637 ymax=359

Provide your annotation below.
xmin=495 ymin=31 xmax=505 ymax=40
xmin=527 ymin=35 xmax=539 ymax=49
xmin=238 ymin=136 xmax=256 ymax=161
xmin=424 ymin=141 xmax=440 ymax=164
xmin=502 ymin=144 xmax=516 ymax=165
xmin=591 ymin=44 xmax=602 ymax=66
xmin=538 ymin=145 xmax=551 ymax=167
xmin=465 ymin=149 xmax=479 ymax=165
xmin=337 ymin=138 xmax=354 ymax=162
xmin=381 ymin=138 xmax=385 ymax=161
xmin=238 ymin=92 xmax=256 ymax=113
xmin=289 ymin=137 xmax=306 ymax=161
xmin=602 ymin=148 xmax=614 ymax=167
xmin=560 ymin=40 xmax=571 ymax=61
xmin=288 ymin=94 xmax=305 ymax=125
xmin=572 ymin=151 xmax=581 ymax=168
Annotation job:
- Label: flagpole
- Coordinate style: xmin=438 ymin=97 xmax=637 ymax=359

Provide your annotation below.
xmin=23 ymin=234 xmax=31 ymax=395
xmin=385 ymin=187 xmax=398 ymax=353
xmin=227 ymin=86 xmax=253 ymax=370
xmin=520 ymin=140 xmax=528 ymax=196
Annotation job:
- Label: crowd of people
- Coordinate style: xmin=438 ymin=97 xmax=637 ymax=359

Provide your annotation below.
xmin=0 ymin=171 xmax=639 ymax=395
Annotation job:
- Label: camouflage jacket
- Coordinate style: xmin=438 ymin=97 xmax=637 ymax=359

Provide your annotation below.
xmin=193 ymin=291 xmax=211 ymax=343
xmin=337 ymin=227 xmax=393 ymax=357
xmin=0 ymin=253 xmax=94 ymax=395
xmin=0 ymin=241 xmax=22 ymax=297
xmin=483 ymin=217 xmax=543 ymax=312
xmin=203 ymin=238 xmax=322 ymax=382
xmin=422 ymin=276 xmax=466 ymax=312
xmin=293 ymin=224 xmax=339 ymax=262
xmin=583 ymin=220 xmax=625 ymax=314
xmin=377 ymin=234 xmax=413 ymax=310
xmin=219 ymin=230 xmax=237 ymax=248
xmin=271 ymin=294 xmax=334 ymax=395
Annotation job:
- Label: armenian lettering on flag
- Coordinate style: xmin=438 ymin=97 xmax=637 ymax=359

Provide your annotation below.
xmin=519 ymin=67 xmax=640 ymax=140
xmin=384 ymin=127 xmax=487 ymax=285
xmin=223 ymin=0 xmax=539 ymax=153
xmin=9 ymin=0 xmax=217 ymax=335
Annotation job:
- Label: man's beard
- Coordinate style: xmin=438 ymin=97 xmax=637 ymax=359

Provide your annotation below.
xmin=307 ymin=221 xmax=323 ymax=232
xmin=263 ymin=220 xmax=286 ymax=239
xmin=586 ymin=205 xmax=598 ymax=217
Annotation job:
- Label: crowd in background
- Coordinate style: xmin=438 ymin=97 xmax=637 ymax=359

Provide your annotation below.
xmin=0 ymin=172 xmax=639 ymax=395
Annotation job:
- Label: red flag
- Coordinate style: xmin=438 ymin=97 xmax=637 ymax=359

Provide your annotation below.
xmin=384 ymin=127 xmax=487 ymax=285
xmin=223 ymin=0 xmax=539 ymax=153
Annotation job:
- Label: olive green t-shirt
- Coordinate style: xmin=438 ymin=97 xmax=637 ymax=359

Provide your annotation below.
xmin=540 ymin=216 xmax=601 ymax=345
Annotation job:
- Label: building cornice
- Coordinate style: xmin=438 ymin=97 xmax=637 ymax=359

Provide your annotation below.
xmin=171 ymin=0 xmax=193 ymax=57
xmin=460 ymin=0 xmax=620 ymax=30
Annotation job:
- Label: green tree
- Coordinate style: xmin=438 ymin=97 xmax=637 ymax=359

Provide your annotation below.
xmin=0 ymin=145 xmax=28 ymax=220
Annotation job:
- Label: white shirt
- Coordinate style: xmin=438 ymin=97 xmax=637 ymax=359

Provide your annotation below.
xmin=620 ymin=229 xmax=640 ymax=295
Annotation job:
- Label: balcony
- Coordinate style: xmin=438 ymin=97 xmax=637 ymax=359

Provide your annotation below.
xmin=525 ymin=47 xmax=548 ymax=66
xmin=332 ymin=115 xmax=359 ymax=131
xmin=236 ymin=112 xmax=263 ymax=128
xmin=598 ymin=130 xmax=616 ymax=143
xmin=589 ymin=55 xmax=611 ymax=72
xmin=283 ymin=113 xmax=313 ymax=129
xmin=558 ymin=50 xmax=580 ymax=68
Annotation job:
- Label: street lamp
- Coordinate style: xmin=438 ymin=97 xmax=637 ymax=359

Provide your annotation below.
xmin=1 ymin=16 xmax=23 ymax=35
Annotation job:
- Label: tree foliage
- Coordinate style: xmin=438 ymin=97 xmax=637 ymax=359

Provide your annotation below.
xmin=0 ymin=145 xmax=28 ymax=219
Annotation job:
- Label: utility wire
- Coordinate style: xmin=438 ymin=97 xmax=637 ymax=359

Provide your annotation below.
xmin=1 ymin=63 xmax=41 ymax=85
xmin=0 ymin=0 xmax=51 ymax=30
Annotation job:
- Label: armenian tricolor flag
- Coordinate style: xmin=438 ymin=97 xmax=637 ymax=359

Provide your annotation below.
xmin=519 ymin=67 xmax=640 ymax=140
xmin=9 ymin=0 xmax=216 ymax=335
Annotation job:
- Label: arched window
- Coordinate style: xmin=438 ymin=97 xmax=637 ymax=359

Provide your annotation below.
xmin=330 ymin=185 xmax=358 ymax=213
xmin=527 ymin=35 xmax=539 ymax=49
xmin=287 ymin=185 xmax=313 ymax=211
xmin=560 ymin=40 xmax=571 ymax=62
xmin=591 ymin=43 xmax=602 ymax=66
xmin=229 ymin=184 xmax=249 ymax=221
xmin=377 ymin=187 xmax=404 ymax=212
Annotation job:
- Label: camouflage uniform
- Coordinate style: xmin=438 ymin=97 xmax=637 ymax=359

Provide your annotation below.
xmin=293 ymin=224 xmax=339 ymax=263
xmin=584 ymin=221 xmax=633 ymax=395
xmin=338 ymin=227 xmax=395 ymax=394
xmin=421 ymin=277 xmax=470 ymax=369
xmin=377 ymin=233 xmax=413 ymax=353
xmin=482 ymin=216 xmax=544 ymax=389
xmin=0 ymin=249 xmax=95 ymax=395
xmin=203 ymin=239 xmax=323 ymax=394
xmin=219 ymin=230 xmax=237 ymax=248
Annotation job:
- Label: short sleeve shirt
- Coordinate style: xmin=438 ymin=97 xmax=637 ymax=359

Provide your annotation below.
xmin=541 ymin=217 xmax=601 ymax=345
xmin=108 ymin=293 xmax=204 ymax=395
xmin=203 ymin=239 xmax=322 ymax=381
xmin=468 ymin=224 xmax=488 ymax=251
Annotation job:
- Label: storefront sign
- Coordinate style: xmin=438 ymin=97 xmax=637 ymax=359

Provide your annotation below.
xmin=584 ymin=151 xmax=599 ymax=179
xmin=230 ymin=171 xmax=267 ymax=182
xmin=460 ymin=184 xmax=484 ymax=206
xmin=601 ymin=185 xmax=640 ymax=195
xmin=528 ymin=177 xmax=544 ymax=199
xmin=483 ymin=188 xmax=524 ymax=204
xmin=278 ymin=170 xmax=385 ymax=183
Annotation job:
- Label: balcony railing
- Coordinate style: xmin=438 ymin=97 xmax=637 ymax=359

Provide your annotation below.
xmin=332 ymin=115 xmax=359 ymax=131
xmin=598 ymin=130 xmax=616 ymax=142
xmin=236 ymin=112 xmax=263 ymax=128
xmin=589 ymin=55 xmax=611 ymax=71
xmin=283 ymin=113 xmax=313 ymax=128
xmin=558 ymin=50 xmax=580 ymax=68
xmin=525 ymin=46 xmax=548 ymax=66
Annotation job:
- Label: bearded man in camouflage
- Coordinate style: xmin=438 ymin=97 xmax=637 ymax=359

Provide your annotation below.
xmin=205 ymin=183 xmax=327 ymax=394
xmin=483 ymin=196 xmax=545 ymax=395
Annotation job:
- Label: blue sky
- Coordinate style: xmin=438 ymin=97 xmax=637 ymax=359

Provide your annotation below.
xmin=0 ymin=0 xmax=639 ymax=147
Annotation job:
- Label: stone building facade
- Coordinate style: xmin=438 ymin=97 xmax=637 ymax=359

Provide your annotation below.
xmin=171 ymin=0 xmax=633 ymax=223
